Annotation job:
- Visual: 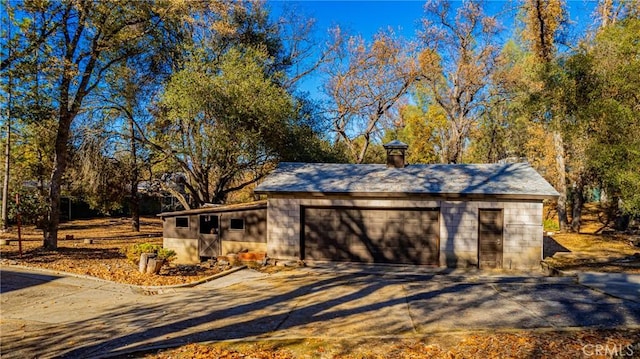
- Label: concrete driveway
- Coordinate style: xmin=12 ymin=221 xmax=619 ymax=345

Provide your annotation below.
xmin=1 ymin=265 xmax=639 ymax=358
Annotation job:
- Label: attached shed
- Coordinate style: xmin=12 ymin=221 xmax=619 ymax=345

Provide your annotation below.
xmin=160 ymin=201 xmax=267 ymax=264
xmin=254 ymin=142 xmax=559 ymax=270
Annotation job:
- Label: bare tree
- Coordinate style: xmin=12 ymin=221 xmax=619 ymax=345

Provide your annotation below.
xmin=324 ymin=28 xmax=421 ymax=163
xmin=594 ymin=0 xmax=640 ymax=30
xmin=418 ymin=0 xmax=501 ymax=164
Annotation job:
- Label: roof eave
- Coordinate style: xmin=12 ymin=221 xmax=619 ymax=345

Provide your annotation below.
xmin=253 ymin=190 xmax=559 ymax=201
xmin=159 ymin=201 xmax=267 ymax=217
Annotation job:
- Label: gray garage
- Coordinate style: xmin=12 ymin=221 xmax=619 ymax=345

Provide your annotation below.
xmin=254 ymin=141 xmax=559 ymax=269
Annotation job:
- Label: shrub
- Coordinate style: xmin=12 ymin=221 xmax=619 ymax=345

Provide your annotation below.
xmin=156 ymin=247 xmax=177 ymax=262
xmin=124 ymin=243 xmax=176 ymax=265
xmin=543 ymin=218 xmax=560 ymax=232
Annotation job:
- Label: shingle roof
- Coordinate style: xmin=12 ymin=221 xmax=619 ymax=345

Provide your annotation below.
xmin=254 ymin=162 xmax=559 ymax=199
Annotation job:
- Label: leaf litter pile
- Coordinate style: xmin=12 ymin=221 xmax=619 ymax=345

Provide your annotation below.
xmin=142 ymin=329 xmax=640 ymax=359
xmin=0 ymin=217 xmax=222 ymax=286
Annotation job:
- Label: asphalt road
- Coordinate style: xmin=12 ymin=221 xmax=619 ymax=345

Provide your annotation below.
xmin=1 ymin=265 xmax=639 ymax=358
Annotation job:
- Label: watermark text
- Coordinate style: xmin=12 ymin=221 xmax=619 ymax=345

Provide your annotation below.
xmin=582 ymin=343 xmax=635 ymax=357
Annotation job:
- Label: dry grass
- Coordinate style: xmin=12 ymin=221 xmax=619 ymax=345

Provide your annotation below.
xmin=0 ymin=217 xmax=223 ymax=286
xmin=143 ymin=329 xmax=640 ymax=359
xmin=1 ymin=216 xmax=163 ymax=242
xmin=543 ymin=203 xmax=640 ymax=273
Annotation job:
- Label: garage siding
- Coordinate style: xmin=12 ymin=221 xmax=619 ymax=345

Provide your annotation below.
xmin=303 ymin=207 xmax=439 ymax=265
xmin=266 ymin=196 xmax=543 ymax=269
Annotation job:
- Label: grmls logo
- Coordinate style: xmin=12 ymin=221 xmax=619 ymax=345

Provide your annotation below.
xmin=582 ymin=344 xmax=635 ymax=357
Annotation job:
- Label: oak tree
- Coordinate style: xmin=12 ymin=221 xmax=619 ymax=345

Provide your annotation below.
xmin=324 ymin=28 xmax=421 ymax=164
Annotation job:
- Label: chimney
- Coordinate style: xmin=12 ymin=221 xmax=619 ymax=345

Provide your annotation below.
xmin=383 ymin=140 xmax=408 ymax=168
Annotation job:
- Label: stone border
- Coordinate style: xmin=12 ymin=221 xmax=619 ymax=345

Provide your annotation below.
xmin=540 ymin=260 xmax=578 ymax=278
xmin=0 ymin=262 xmax=247 ymax=290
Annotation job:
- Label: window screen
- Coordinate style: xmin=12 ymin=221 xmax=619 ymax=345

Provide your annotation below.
xmin=230 ymin=218 xmax=245 ymax=230
xmin=175 ymin=217 xmax=189 ymax=228
xmin=199 ymin=215 xmax=219 ymax=234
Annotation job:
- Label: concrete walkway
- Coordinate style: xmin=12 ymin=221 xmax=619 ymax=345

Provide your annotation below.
xmin=1 ymin=265 xmax=639 ymax=359
xmin=578 ymin=272 xmax=640 ymax=303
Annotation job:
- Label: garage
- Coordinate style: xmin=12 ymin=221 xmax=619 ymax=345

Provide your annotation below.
xmin=255 ymin=141 xmax=559 ymax=269
xmin=302 ymin=207 xmax=440 ymax=265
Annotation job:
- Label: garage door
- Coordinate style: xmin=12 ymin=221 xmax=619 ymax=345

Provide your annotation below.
xmin=303 ymin=207 xmax=439 ymax=265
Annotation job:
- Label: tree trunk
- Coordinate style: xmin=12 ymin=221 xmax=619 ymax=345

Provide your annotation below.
xmin=129 ymin=116 xmax=140 ymax=232
xmin=571 ymin=174 xmax=585 ymax=233
xmin=2 ymin=37 xmax=12 ymax=232
xmin=2 ymin=115 xmax=10 ymax=232
xmin=44 ymin=112 xmax=72 ymax=250
xmin=130 ymin=184 xmax=140 ymax=232
xmin=553 ymin=131 xmax=569 ymax=231
xmin=611 ymin=196 xmax=630 ymax=231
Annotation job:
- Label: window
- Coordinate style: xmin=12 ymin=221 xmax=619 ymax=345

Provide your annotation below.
xmin=199 ymin=215 xmax=219 ymax=234
xmin=230 ymin=218 xmax=245 ymax=231
xmin=175 ymin=217 xmax=189 ymax=228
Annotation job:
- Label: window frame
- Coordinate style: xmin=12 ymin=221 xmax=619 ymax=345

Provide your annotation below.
xmin=229 ymin=218 xmax=245 ymax=231
xmin=199 ymin=214 xmax=219 ymax=235
xmin=175 ymin=216 xmax=189 ymax=228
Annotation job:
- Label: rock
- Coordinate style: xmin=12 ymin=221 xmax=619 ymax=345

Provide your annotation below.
xmin=629 ymin=237 xmax=640 ymax=247
xmin=276 ymin=260 xmax=298 ymax=267
xmin=146 ymin=258 xmax=164 ymax=275
xmin=217 ymin=260 xmax=229 ymax=267
xmin=139 ymin=253 xmax=157 ymax=274
xmin=238 ymin=252 xmax=266 ymax=261
xmin=0 ymin=239 xmax=11 ymax=245
xmin=83 ymin=239 xmax=93 ymax=244
xmin=266 ymin=258 xmax=278 ymax=266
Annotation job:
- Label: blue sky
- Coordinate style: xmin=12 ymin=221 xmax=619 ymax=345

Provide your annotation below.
xmin=270 ymin=1 xmax=598 ymax=39
xmin=268 ymin=1 xmax=599 ymax=97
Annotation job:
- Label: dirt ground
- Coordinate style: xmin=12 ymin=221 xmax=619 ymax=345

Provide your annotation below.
xmin=0 ymin=217 xmax=223 ymax=286
xmin=2 ymin=209 xmax=640 ymax=358
xmin=139 ymin=330 xmax=640 ymax=359
xmin=543 ymin=203 xmax=640 ymax=274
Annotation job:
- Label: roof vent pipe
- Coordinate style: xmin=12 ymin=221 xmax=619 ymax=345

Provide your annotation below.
xmin=383 ymin=140 xmax=408 ymax=169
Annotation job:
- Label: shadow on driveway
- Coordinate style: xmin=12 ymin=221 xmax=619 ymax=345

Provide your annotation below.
xmin=2 ymin=268 xmax=639 ymax=359
xmin=0 ymin=269 xmax=62 ymax=294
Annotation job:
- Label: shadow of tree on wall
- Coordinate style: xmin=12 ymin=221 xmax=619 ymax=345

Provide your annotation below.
xmin=303 ymin=207 xmax=439 ymax=265
xmin=291 ymin=163 xmax=523 ymax=268
xmin=4 ymin=270 xmax=639 ymax=358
